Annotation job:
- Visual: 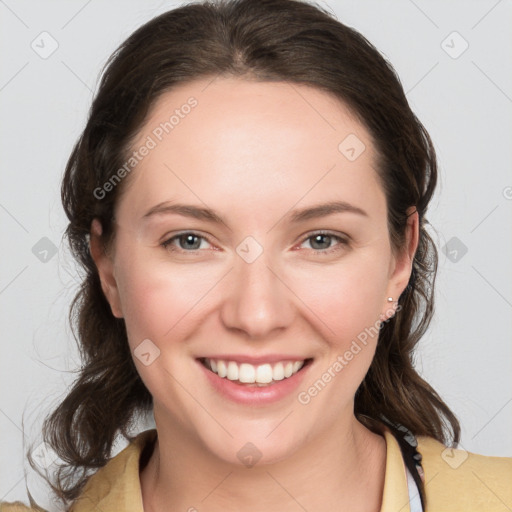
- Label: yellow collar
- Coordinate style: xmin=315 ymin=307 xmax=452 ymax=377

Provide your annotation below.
xmin=70 ymin=427 xmax=412 ymax=512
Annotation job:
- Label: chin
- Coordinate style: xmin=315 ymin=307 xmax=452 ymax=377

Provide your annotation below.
xmin=198 ymin=425 xmax=302 ymax=469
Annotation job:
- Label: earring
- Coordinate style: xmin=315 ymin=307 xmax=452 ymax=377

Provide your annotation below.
xmin=380 ymin=297 xmax=397 ymax=323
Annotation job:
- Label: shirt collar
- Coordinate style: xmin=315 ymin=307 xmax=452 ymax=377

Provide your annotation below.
xmin=70 ymin=426 xmax=411 ymax=512
xmin=70 ymin=429 xmax=156 ymax=512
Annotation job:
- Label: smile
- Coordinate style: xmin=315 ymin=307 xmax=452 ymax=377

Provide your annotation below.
xmin=199 ymin=357 xmax=310 ymax=386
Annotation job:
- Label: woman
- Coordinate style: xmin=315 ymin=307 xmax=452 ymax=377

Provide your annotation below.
xmin=2 ymin=0 xmax=511 ymax=511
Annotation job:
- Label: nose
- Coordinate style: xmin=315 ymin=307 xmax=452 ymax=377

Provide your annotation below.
xmin=220 ymin=245 xmax=294 ymax=340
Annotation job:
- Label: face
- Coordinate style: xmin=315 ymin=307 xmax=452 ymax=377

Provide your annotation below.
xmin=91 ymin=77 xmax=417 ymax=466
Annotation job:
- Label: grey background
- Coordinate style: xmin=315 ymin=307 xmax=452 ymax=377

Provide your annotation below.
xmin=1 ymin=0 xmax=511 ymax=507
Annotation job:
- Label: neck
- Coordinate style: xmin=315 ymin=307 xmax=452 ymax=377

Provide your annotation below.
xmin=140 ymin=411 xmax=387 ymax=512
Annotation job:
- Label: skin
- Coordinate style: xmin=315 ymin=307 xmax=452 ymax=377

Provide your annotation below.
xmin=90 ymin=76 xmax=419 ymax=512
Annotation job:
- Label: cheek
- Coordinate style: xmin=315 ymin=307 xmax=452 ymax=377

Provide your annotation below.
xmin=290 ymin=253 xmax=390 ymax=338
xmin=291 ymin=259 xmax=389 ymax=414
xmin=117 ymin=258 xmax=216 ymax=347
xmin=293 ymin=255 xmax=388 ymax=368
xmin=116 ymin=242 xmax=391 ymax=349
xmin=114 ymin=253 xmax=222 ymax=422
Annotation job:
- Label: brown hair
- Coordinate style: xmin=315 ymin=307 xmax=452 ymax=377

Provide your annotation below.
xmin=29 ymin=0 xmax=460 ymax=508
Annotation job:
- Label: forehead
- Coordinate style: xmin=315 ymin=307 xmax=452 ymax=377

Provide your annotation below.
xmin=116 ymin=77 xmax=384 ymax=225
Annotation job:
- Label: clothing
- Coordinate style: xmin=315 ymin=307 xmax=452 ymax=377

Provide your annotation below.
xmin=1 ymin=426 xmax=511 ymax=512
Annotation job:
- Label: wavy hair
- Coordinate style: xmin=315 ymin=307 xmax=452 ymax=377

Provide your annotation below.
xmin=28 ymin=0 xmax=460 ymax=508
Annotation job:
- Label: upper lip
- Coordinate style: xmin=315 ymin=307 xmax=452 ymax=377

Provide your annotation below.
xmin=198 ymin=354 xmax=312 ymax=365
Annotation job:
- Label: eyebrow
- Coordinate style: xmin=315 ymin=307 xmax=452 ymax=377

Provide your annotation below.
xmin=142 ymin=200 xmax=368 ymax=226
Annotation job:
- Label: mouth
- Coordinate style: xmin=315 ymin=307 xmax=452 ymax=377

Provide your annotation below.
xmin=198 ymin=357 xmax=314 ymax=387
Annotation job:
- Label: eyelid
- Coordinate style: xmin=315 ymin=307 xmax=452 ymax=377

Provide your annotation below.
xmin=161 ymin=229 xmax=350 ymax=254
xmin=299 ymin=229 xmax=349 ymax=243
xmin=161 ymin=230 xmax=215 ymax=251
xmin=296 ymin=230 xmax=350 ymax=253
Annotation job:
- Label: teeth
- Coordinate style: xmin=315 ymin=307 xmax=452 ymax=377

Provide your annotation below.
xmin=273 ymin=362 xmax=285 ymax=381
xmin=204 ymin=358 xmax=306 ymax=385
xmin=227 ymin=361 xmax=239 ymax=381
xmin=217 ymin=360 xmax=227 ymax=378
xmin=239 ymin=363 xmax=256 ymax=383
xmin=255 ymin=364 xmax=273 ymax=384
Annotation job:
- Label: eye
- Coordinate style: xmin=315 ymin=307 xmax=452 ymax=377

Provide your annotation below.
xmin=299 ymin=231 xmax=349 ymax=255
xmin=161 ymin=232 xmax=213 ymax=253
xmin=161 ymin=230 xmax=349 ymax=255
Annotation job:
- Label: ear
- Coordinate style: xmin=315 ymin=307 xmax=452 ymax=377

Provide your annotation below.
xmin=89 ymin=218 xmax=124 ymax=318
xmin=384 ymin=207 xmax=419 ymax=314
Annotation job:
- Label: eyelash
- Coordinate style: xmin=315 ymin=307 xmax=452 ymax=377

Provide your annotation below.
xmin=160 ymin=230 xmax=349 ymax=256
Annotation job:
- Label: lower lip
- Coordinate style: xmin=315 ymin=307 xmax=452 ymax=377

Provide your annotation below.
xmin=197 ymin=359 xmax=312 ymax=405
